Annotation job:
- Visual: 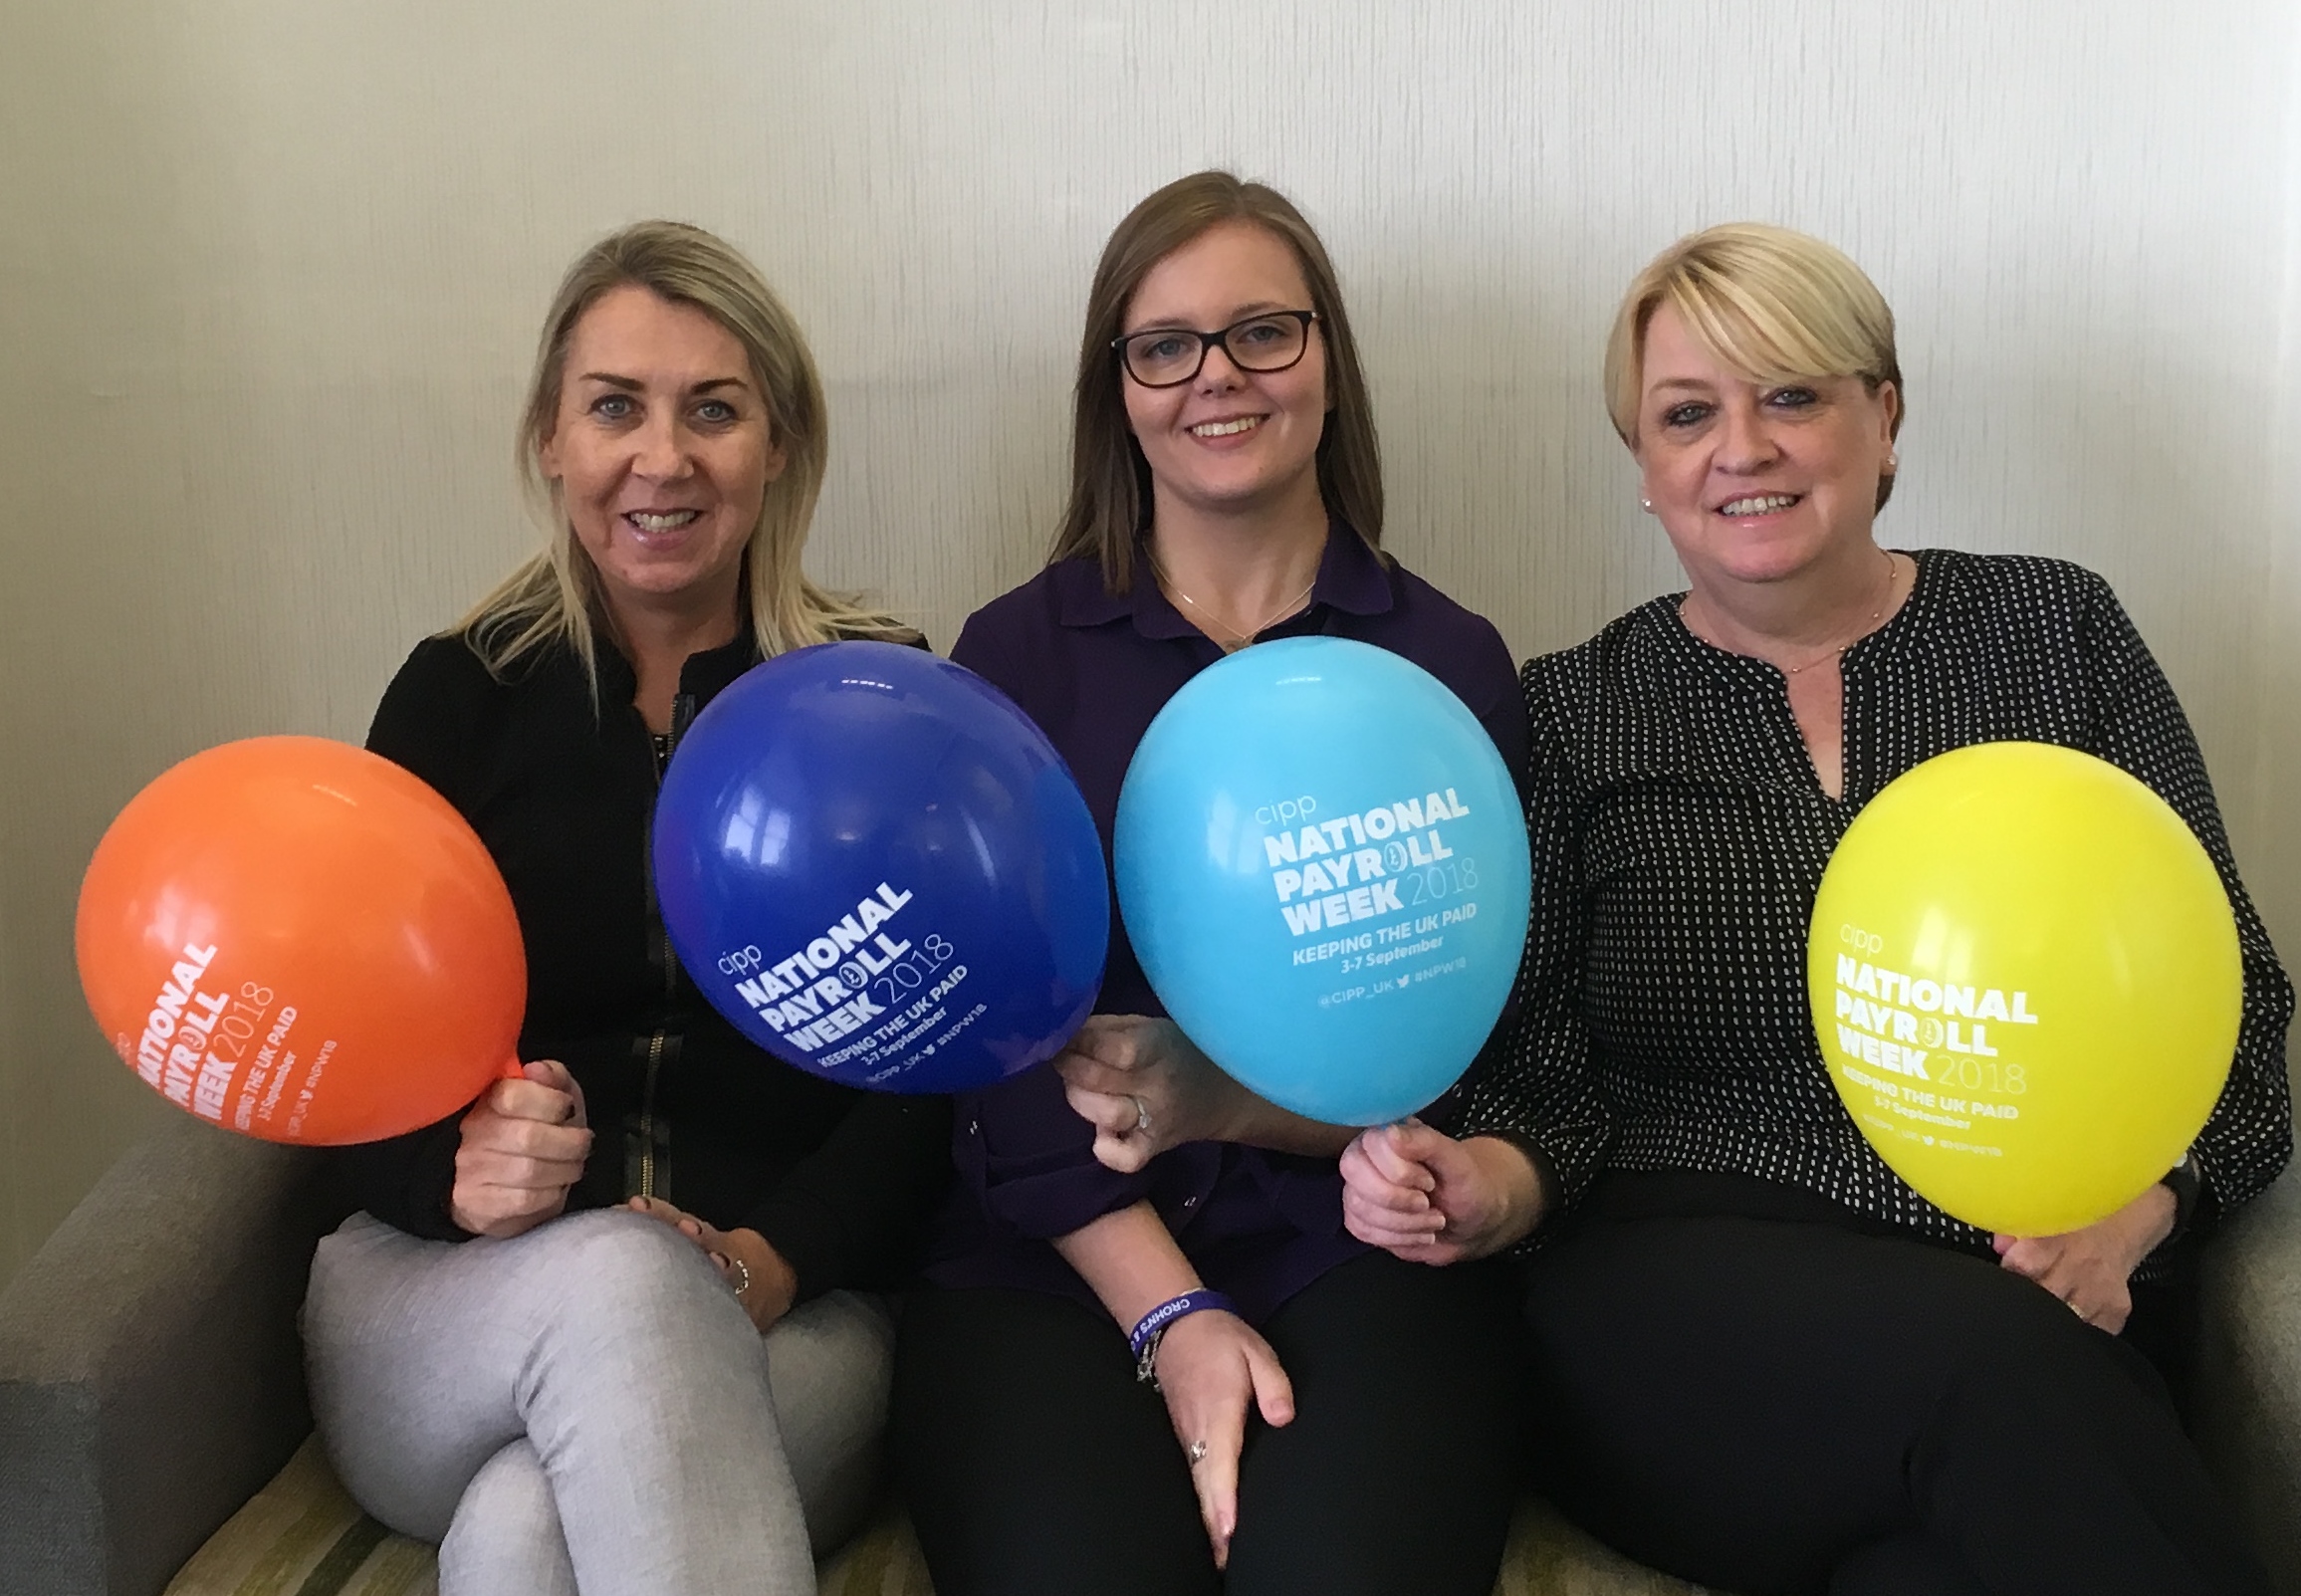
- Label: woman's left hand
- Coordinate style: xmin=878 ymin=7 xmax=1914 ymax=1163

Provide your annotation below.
xmin=627 ymin=1196 xmax=799 ymax=1332
xmin=1993 ymin=1183 xmax=2178 ymax=1334
xmin=1151 ymin=1308 xmax=1295 ymax=1569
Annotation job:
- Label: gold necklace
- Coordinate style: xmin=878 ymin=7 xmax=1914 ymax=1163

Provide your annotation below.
xmin=1149 ymin=553 xmax=1315 ymax=651
xmin=1776 ymin=548 xmax=1901 ymax=676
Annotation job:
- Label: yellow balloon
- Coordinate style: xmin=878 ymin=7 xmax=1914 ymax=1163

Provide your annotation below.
xmin=1809 ymin=742 xmax=2239 ymax=1237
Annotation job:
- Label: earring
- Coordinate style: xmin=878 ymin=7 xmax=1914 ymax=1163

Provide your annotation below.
xmin=1884 ymin=452 xmax=1898 ymax=472
xmin=1639 ymin=496 xmax=1653 ymax=513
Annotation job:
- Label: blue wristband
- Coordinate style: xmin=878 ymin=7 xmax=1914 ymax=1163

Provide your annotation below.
xmin=1128 ymin=1288 xmax=1237 ymax=1360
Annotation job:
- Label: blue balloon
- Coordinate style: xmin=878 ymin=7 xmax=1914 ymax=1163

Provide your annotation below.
xmin=1115 ymin=637 xmax=1531 ymax=1125
xmin=654 ymin=641 xmax=1107 ymax=1092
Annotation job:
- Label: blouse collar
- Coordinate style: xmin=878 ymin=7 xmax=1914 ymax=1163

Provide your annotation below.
xmin=1052 ymin=517 xmax=1394 ymax=639
xmin=1648 ymin=546 xmax=1937 ymax=682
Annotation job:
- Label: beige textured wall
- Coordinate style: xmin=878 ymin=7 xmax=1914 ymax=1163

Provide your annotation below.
xmin=4 ymin=2 xmax=2297 ymax=1285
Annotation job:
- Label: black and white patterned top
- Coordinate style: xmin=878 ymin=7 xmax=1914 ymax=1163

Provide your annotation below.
xmin=1457 ymin=549 xmax=2293 ymax=1259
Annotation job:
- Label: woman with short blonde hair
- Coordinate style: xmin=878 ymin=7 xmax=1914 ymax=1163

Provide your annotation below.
xmin=1342 ymin=221 xmax=2290 ymax=1594
xmin=1602 ymin=222 xmax=1904 ymax=503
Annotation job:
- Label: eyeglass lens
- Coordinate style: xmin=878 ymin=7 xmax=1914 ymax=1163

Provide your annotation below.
xmin=1123 ymin=315 xmax=1309 ymax=386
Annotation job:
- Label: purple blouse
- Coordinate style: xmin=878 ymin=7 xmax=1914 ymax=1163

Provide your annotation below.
xmin=919 ymin=526 xmax=1527 ymax=1322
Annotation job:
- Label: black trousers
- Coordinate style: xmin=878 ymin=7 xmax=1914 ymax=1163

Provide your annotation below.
xmin=894 ymin=1251 xmax=1525 ymax=1596
xmin=1518 ymin=1186 xmax=2272 ymax=1596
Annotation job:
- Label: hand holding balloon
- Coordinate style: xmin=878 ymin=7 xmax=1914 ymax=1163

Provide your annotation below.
xmin=1338 ymin=1121 xmax=1546 ymax=1264
xmin=449 ymin=1059 xmax=590 ymax=1240
xmin=1992 ymin=1184 xmax=2178 ymax=1334
xmin=1054 ymin=1015 xmax=1354 ymax=1171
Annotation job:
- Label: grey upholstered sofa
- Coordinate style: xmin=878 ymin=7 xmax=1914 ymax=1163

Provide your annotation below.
xmin=6 ymin=1114 xmax=2301 ymax=1596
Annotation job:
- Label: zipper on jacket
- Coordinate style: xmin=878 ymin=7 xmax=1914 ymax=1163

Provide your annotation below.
xmin=631 ymin=689 xmax=697 ymax=1203
xmin=636 ymin=1029 xmax=667 ymax=1198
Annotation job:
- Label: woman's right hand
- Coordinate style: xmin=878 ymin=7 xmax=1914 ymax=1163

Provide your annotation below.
xmin=1152 ymin=1309 xmax=1295 ymax=1570
xmin=1054 ymin=1015 xmax=1357 ymax=1171
xmin=1054 ymin=1015 xmax=1250 ymax=1170
xmin=1339 ymin=1120 xmax=1545 ymax=1263
xmin=448 ymin=1058 xmax=591 ymax=1239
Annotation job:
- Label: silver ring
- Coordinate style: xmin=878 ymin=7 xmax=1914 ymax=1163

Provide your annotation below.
xmin=1129 ymin=1094 xmax=1152 ymax=1135
xmin=1187 ymin=1439 xmax=1208 ymax=1466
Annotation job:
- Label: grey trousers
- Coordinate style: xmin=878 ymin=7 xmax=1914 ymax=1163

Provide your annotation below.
xmin=303 ymin=1209 xmax=893 ymax=1596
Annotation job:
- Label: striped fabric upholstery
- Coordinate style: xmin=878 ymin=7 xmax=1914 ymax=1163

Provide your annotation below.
xmin=159 ymin=1442 xmax=436 ymax=1596
xmin=161 ymin=1439 xmax=1705 ymax=1596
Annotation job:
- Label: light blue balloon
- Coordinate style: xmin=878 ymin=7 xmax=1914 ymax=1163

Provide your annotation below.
xmin=1115 ymin=637 xmax=1532 ymax=1125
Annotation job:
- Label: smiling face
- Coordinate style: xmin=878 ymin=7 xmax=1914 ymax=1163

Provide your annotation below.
xmin=537 ymin=284 xmax=786 ymax=630
xmin=1119 ymin=220 xmax=1328 ymax=521
xmin=1633 ymin=301 xmax=1898 ymax=587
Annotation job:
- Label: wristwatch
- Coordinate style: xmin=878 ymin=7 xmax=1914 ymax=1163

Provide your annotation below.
xmin=2162 ymin=1151 xmax=2204 ymax=1244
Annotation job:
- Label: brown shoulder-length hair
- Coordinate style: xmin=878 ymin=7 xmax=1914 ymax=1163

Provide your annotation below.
xmin=1047 ymin=172 xmax=1385 ymax=592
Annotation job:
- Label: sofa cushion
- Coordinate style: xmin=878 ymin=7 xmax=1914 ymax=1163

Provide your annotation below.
xmin=158 ymin=1440 xmax=431 ymax=1596
xmin=161 ymin=1437 xmax=1708 ymax=1596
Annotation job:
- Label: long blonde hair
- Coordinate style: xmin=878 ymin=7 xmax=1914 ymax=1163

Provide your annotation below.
xmin=463 ymin=219 xmax=911 ymax=679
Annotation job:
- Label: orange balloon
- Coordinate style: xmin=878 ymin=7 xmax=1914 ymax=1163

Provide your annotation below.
xmin=76 ymin=736 xmax=526 ymax=1144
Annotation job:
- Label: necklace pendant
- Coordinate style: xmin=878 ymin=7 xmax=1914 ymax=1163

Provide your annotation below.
xmin=1153 ymin=554 xmax=1316 ymax=650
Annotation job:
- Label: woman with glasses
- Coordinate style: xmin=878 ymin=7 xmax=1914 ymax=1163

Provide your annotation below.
xmin=1338 ymin=223 xmax=2291 ymax=1594
xmin=892 ymin=171 xmax=1527 ymax=1596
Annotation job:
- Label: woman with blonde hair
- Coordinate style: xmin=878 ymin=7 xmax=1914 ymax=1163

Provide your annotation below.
xmin=1338 ymin=221 xmax=2292 ymax=1593
xmin=893 ymin=171 xmax=1527 ymax=1596
xmin=303 ymin=220 xmax=949 ymax=1596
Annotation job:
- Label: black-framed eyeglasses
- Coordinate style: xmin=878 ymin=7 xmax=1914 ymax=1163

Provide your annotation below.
xmin=1112 ymin=310 xmax=1320 ymax=388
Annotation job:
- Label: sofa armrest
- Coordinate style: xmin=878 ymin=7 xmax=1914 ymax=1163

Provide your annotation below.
xmin=0 ymin=1117 xmax=348 ymax=1596
xmin=2194 ymin=1168 xmax=2301 ymax=1593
